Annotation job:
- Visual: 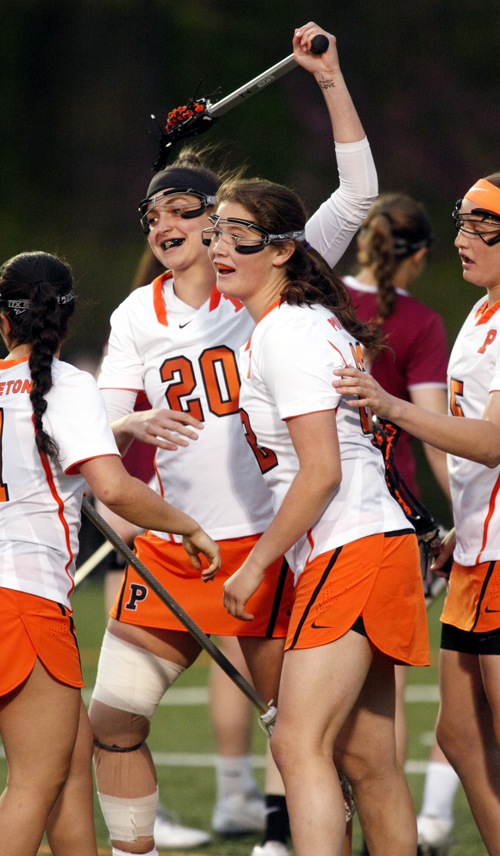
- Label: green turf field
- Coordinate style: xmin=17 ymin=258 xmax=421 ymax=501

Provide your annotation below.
xmin=0 ymin=579 xmax=488 ymax=855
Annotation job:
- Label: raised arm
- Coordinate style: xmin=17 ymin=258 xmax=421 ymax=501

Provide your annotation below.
xmin=294 ymin=23 xmax=378 ymax=267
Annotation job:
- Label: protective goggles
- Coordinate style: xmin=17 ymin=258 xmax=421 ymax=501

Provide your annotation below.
xmin=201 ymin=214 xmax=306 ymax=255
xmin=139 ymin=187 xmax=216 ymax=234
xmin=453 ymin=179 xmax=500 ymax=246
xmin=452 ymin=202 xmax=500 ymax=246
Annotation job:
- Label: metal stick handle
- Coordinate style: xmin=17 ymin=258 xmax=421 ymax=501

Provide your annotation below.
xmin=210 ymin=54 xmax=296 ymax=117
xmin=81 ymin=497 xmax=270 ymax=716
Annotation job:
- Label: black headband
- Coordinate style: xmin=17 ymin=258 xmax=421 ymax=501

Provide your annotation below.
xmin=145 ymin=167 xmax=219 ymax=201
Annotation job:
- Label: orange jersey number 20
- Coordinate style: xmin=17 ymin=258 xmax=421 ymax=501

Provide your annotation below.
xmin=160 ymin=346 xmax=240 ymax=421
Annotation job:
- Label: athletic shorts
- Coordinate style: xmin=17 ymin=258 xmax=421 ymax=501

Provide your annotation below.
xmin=0 ymin=587 xmax=83 ymax=697
xmin=111 ymin=531 xmax=294 ymax=637
xmin=441 ymin=622 xmax=500 ymax=655
xmin=285 ymin=530 xmax=429 ymax=666
xmin=440 ymin=559 xmax=500 ymax=633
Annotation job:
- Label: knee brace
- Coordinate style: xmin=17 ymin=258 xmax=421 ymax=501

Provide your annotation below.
xmin=92 ymin=630 xmax=185 ymax=720
xmin=98 ymin=786 xmax=159 ymax=842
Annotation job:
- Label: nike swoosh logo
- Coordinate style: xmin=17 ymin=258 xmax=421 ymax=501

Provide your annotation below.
xmin=179 ymin=321 xmax=192 ymax=328
xmin=311 ymin=621 xmax=334 ymax=629
xmin=485 ymin=606 xmax=500 ymax=613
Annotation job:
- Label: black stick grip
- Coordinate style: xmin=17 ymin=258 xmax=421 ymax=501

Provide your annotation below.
xmin=310 ymin=34 xmax=329 ymax=54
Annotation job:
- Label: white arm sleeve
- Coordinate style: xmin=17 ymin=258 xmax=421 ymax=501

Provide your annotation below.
xmin=305 ymin=137 xmax=378 ymax=268
xmin=101 ymin=387 xmax=138 ymax=423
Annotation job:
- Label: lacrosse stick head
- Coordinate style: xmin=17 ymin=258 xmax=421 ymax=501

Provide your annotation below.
xmin=370 ymin=416 xmax=443 ymax=596
xmin=152 ymin=98 xmax=218 ymax=171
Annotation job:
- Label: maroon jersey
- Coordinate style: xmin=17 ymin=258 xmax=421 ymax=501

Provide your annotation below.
xmin=345 ymin=276 xmax=449 ymax=496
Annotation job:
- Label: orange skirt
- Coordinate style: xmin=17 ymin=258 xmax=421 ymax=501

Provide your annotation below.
xmin=0 ymin=587 xmax=83 ymax=696
xmin=111 ymin=531 xmax=294 ymax=637
xmin=285 ymin=531 xmax=429 ymax=666
xmin=441 ymin=559 xmax=500 ymax=633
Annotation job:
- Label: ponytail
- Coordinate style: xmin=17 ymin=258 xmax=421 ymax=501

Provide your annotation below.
xmin=356 ymin=194 xmax=433 ymax=321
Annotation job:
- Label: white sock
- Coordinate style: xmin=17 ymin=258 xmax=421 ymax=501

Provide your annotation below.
xmin=420 ymin=761 xmax=460 ymax=819
xmin=216 ymin=755 xmax=258 ymax=799
xmin=112 ymin=849 xmax=158 ymax=856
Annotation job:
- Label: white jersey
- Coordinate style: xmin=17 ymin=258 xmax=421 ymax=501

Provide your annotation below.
xmin=98 ymin=140 xmax=377 ymax=542
xmin=447 ymin=297 xmax=500 ymax=565
xmin=238 ymin=302 xmax=410 ymax=579
xmin=0 ymin=356 xmax=119 ymax=606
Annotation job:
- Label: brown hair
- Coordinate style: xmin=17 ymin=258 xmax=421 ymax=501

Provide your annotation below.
xmin=485 ymin=172 xmax=500 ymax=189
xmin=216 ymin=178 xmax=382 ymax=352
xmin=0 ymin=252 xmax=76 ymax=461
xmin=356 ymin=194 xmax=433 ymax=321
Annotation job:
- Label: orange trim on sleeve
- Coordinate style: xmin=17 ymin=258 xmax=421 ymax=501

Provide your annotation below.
xmin=328 ymin=341 xmax=348 ymax=366
xmin=283 ymin=407 xmax=336 ymax=421
xmin=66 ymin=452 xmax=121 ymax=476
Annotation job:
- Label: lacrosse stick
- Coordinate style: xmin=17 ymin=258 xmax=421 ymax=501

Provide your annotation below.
xmin=81 ymin=497 xmax=277 ymax=732
xmin=370 ymin=417 xmax=445 ymax=606
xmin=81 ymin=500 xmax=356 ymax=819
xmin=152 ymin=33 xmax=329 ymax=169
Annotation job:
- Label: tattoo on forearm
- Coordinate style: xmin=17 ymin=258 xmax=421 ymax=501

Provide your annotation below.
xmin=318 ymin=78 xmax=336 ymax=90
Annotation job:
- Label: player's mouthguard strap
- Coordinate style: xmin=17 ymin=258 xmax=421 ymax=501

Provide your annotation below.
xmin=464 ymin=179 xmax=500 ymax=219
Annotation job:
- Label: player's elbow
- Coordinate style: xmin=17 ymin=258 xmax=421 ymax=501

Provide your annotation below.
xmin=93 ymin=473 xmax=132 ymax=510
xmin=482 ymin=449 xmax=500 ymax=469
xmin=317 ymin=462 xmax=342 ymax=498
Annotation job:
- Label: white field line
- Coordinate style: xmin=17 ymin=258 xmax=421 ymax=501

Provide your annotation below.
xmin=2 ymin=685 xmax=440 ymax=770
xmin=0 ymin=742 xmax=431 ymax=774
xmin=81 ymin=684 xmax=440 ymax=706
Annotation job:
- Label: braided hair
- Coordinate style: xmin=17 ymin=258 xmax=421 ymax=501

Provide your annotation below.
xmin=356 ymin=194 xmax=433 ymax=321
xmin=0 ymin=252 xmax=75 ymax=461
xmin=216 ymin=178 xmax=383 ymax=352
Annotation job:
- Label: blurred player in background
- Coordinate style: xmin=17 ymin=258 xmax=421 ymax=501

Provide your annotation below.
xmin=344 ymin=194 xmax=460 ymax=856
xmin=333 ymin=172 xmax=500 ymax=856
xmin=88 ymin=22 xmax=379 ymax=856
xmin=0 ymin=251 xmax=219 ymax=856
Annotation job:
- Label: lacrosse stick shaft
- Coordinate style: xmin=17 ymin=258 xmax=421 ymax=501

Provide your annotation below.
xmin=210 ymin=54 xmax=296 ymax=117
xmin=81 ymin=497 xmax=270 ymax=716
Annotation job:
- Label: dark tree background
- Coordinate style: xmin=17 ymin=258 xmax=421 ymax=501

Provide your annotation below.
xmin=1 ymin=0 xmax=498 ymax=518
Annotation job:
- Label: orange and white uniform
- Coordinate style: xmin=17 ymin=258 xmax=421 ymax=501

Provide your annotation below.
xmin=100 ymin=277 xmax=293 ymax=634
xmin=238 ymin=302 xmax=429 ymax=663
xmin=98 ymin=147 xmax=378 ymax=635
xmin=441 ymin=297 xmax=500 ymax=632
xmin=0 ymin=356 xmax=119 ymax=693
